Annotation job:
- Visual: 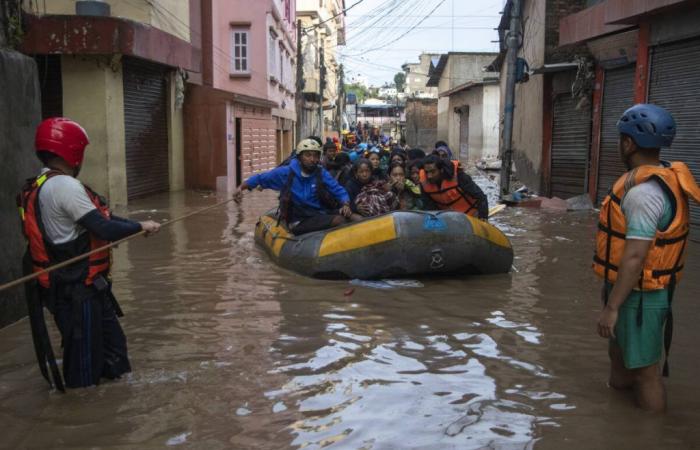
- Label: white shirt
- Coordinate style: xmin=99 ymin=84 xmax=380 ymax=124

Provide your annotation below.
xmin=37 ymin=168 xmax=97 ymax=244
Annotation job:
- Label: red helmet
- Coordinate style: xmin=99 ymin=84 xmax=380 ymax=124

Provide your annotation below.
xmin=35 ymin=117 xmax=90 ymax=167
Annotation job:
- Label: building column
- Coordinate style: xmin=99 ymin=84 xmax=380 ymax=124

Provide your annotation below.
xmin=168 ymin=70 xmax=186 ymax=192
xmin=61 ymin=56 xmax=127 ymax=207
xmin=634 ymin=22 xmax=651 ymax=103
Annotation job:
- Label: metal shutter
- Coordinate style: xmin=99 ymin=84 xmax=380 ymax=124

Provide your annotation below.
xmin=649 ymin=38 xmax=700 ymax=232
xmin=35 ymin=55 xmax=62 ymax=119
xmin=596 ymin=65 xmax=636 ymax=205
xmin=550 ymin=94 xmax=591 ymax=199
xmin=123 ymin=58 xmax=169 ymax=199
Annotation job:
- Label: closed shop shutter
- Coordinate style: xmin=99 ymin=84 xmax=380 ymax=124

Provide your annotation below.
xmin=648 ymin=37 xmax=700 ymax=232
xmin=550 ymin=94 xmax=591 ymax=199
xmin=35 ymin=55 xmax=62 ymax=119
xmin=596 ymin=65 xmax=636 ymax=205
xmin=123 ymin=58 xmax=169 ymax=199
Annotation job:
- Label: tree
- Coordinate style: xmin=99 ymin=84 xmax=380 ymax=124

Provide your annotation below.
xmin=394 ymin=72 xmax=406 ymax=92
xmin=346 ymin=82 xmax=370 ymax=104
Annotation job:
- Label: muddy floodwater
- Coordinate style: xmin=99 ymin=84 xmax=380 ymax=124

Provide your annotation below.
xmin=2 ymin=190 xmax=700 ymax=449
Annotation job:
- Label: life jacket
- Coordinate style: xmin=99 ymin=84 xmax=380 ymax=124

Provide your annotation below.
xmin=420 ymin=160 xmax=478 ymax=216
xmin=17 ymin=170 xmax=112 ymax=288
xmin=278 ymin=165 xmax=340 ymax=225
xmin=594 ymin=162 xmax=700 ymax=291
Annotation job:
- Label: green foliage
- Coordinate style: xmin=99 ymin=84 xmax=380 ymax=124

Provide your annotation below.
xmin=346 ymin=82 xmax=369 ymax=104
xmin=394 ymin=72 xmax=406 ymax=91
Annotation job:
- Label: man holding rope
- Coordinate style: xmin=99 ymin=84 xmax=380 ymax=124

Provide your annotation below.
xmin=17 ymin=118 xmax=160 ymax=390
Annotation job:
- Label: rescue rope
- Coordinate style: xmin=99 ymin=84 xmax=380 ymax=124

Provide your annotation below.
xmin=0 ymin=197 xmax=238 ymax=293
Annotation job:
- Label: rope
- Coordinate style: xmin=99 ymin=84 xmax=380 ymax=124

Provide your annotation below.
xmin=0 ymin=197 xmax=237 ymax=293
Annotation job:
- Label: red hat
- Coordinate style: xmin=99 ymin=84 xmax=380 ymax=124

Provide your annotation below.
xmin=35 ymin=117 xmax=90 ymax=168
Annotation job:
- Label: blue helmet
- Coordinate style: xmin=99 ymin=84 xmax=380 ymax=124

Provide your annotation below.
xmin=358 ymin=143 xmax=368 ymax=151
xmin=616 ymin=104 xmax=676 ymax=149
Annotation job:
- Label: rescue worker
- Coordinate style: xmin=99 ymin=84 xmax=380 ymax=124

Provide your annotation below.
xmin=420 ymin=154 xmax=489 ymax=219
xmin=595 ymin=104 xmax=700 ymax=413
xmin=233 ymin=139 xmax=352 ymax=235
xmin=18 ymin=117 xmax=160 ymax=390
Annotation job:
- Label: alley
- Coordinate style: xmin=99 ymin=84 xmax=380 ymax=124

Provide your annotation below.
xmin=1 ymin=191 xmax=700 ymax=449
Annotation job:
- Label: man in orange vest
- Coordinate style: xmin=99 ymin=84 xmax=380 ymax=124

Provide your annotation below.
xmin=419 ymin=154 xmax=489 ymax=219
xmin=18 ymin=118 xmax=161 ymax=390
xmin=595 ymin=104 xmax=700 ymax=412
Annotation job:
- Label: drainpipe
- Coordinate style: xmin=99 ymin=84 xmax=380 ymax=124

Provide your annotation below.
xmin=499 ymin=0 xmax=522 ymax=199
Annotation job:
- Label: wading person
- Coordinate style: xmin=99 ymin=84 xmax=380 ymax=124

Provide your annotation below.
xmin=420 ymin=154 xmax=488 ymax=219
xmin=18 ymin=118 xmax=160 ymax=390
xmin=595 ymin=104 xmax=700 ymax=412
xmin=234 ymin=139 xmax=352 ymax=235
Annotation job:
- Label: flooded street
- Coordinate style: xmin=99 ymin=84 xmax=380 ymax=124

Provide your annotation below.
xmin=2 ymin=190 xmax=700 ymax=449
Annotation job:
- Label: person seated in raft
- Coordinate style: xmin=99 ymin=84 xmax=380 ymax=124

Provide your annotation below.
xmin=331 ymin=152 xmax=353 ymax=186
xmin=365 ymin=147 xmax=388 ymax=181
xmin=388 ymin=162 xmax=424 ymax=211
xmin=420 ymin=154 xmax=489 ymax=219
xmin=389 ymin=148 xmax=407 ymax=167
xmin=344 ymin=159 xmax=373 ymax=215
xmin=234 ymin=139 xmax=353 ymax=235
xmin=354 ymin=178 xmax=398 ymax=217
xmin=407 ymin=148 xmax=426 ymax=163
xmin=321 ymin=140 xmax=338 ymax=170
xmin=407 ymin=159 xmax=423 ymax=187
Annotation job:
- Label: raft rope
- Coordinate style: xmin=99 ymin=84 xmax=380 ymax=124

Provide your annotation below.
xmin=0 ymin=197 xmax=238 ymax=293
xmin=0 ymin=202 xmax=509 ymax=293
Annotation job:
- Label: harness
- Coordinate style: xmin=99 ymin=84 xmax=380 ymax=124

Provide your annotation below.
xmin=278 ymin=166 xmax=340 ymax=225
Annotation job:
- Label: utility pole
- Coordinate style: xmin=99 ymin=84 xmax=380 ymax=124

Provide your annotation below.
xmin=295 ymin=20 xmax=304 ymax=144
xmin=336 ymin=64 xmax=345 ymax=133
xmin=499 ymin=0 xmax=522 ymax=199
xmin=319 ymin=44 xmax=326 ymax=137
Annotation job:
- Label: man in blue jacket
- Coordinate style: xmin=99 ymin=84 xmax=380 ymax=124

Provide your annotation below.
xmin=233 ymin=139 xmax=352 ymax=235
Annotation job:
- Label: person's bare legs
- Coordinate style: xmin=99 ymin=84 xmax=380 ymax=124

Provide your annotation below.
xmin=608 ymin=341 xmax=634 ymax=389
xmin=632 ymin=363 xmax=666 ymax=413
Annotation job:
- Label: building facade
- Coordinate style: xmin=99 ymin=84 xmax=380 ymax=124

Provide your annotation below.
xmin=404 ymin=98 xmax=438 ymax=150
xmin=402 ymin=53 xmax=440 ymax=99
xmin=185 ymin=0 xmax=297 ymax=192
xmin=297 ymin=0 xmax=346 ymax=138
xmin=558 ymin=0 xmax=700 ymax=232
xmin=19 ymin=0 xmax=198 ymax=206
xmin=427 ymin=52 xmax=500 ymax=163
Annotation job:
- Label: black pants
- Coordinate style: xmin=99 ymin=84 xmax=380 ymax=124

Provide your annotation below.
xmin=290 ymin=214 xmax=343 ymax=235
xmin=45 ymin=284 xmax=131 ymax=388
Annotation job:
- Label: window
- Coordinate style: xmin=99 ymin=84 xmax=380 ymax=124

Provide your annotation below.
xmin=231 ymin=29 xmax=250 ymax=74
xmin=269 ymin=29 xmax=278 ymax=80
xmin=279 ymin=44 xmax=285 ymax=83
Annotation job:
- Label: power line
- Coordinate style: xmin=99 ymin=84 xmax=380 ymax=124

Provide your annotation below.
xmin=303 ymin=0 xmax=366 ymax=33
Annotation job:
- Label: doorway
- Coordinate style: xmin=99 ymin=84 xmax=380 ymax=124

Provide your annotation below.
xmin=235 ymin=118 xmax=242 ymax=187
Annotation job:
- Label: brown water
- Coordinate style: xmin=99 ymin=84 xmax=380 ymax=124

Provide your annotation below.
xmin=2 ymin=190 xmax=700 ymax=449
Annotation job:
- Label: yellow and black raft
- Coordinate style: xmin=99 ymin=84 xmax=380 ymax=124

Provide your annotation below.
xmin=255 ymin=210 xmax=513 ymax=279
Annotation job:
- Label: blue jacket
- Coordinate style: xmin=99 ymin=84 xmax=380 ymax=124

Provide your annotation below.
xmin=246 ymin=159 xmax=350 ymax=220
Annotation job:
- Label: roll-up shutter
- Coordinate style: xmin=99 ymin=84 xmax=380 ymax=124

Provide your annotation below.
xmin=649 ymin=38 xmax=700 ymax=233
xmin=596 ymin=65 xmax=636 ymax=205
xmin=123 ymin=57 xmax=169 ymax=199
xmin=35 ymin=55 xmax=62 ymax=119
xmin=550 ymin=94 xmax=591 ymax=199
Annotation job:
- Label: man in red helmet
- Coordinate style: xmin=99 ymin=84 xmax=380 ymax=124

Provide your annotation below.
xmin=18 ymin=117 xmax=161 ymax=390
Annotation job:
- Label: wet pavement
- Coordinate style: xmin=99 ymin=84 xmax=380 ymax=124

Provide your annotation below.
xmin=1 ymin=189 xmax=700 ymax=449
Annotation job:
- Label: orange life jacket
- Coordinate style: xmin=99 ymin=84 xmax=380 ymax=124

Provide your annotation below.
xmin=17 ymin=170 xmax=112 ymax=288
xmin=420 ymin=160 xmax=478 ymax=216
xmin=593 ymin=162 xmax=700 ymax=290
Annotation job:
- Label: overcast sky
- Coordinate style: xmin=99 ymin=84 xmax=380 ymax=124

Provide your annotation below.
xmin=339 ymin=0 xmax=506 ymax=86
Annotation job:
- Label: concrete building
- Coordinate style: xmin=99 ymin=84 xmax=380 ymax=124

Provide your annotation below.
xmin=404 ymin=98 xmax=438 ymax=150
xmin=185 ymin=0 xmax=297 ymax=192
xmin=558 ymin=0 xmax=700 ymax=232
xmin=491 ymin=0 xmax=591 ymax=197
xmin=19 ymin=0 xmax=198 ymax=206
xmin=378 ymin=86 xmax=398 ymax=99
xmin=297 ymin=0 xmax=346 ymax=137
xmin=426 ymin=52 xmax=499 ymax=163
xmin=402 ymin=53 xmax=440 ymax=98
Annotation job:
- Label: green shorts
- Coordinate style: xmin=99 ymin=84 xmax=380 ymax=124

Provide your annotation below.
xmin=612 ymin=289 xmax=669 ymax=369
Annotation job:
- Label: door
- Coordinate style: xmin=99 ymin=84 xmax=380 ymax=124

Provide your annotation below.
xmin=648 ymin=37 xmax=700 ymax=234
xmin=596 ymin=64 xmax=636 ymax=205
xmin=35 ymin=55 xmax=62 ymax=119
xmin=123 ymin=57 xmax=169 ymax=199
xmin=550 ymin=94 xmax=592 ymax=199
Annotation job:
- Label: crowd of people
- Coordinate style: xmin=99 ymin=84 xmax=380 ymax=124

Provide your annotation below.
xmin=234 ymin=132 xmax=489 ymax=235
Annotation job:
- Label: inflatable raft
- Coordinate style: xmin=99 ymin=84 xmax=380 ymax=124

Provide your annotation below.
xmin=254 ymin=210 xmax=513 ymax=280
